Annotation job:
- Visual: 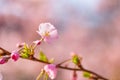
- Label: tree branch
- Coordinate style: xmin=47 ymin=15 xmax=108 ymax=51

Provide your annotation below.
xmin=0 ymin=47 xmax=109 ymax=80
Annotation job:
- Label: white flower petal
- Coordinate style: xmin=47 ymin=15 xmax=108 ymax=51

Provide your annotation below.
xmin=49 ymin=30 xmax=58 ymax=39
xmin=37 ymin=23 xmax=58 ymax=43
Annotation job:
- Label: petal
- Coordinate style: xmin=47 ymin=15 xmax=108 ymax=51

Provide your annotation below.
xmin=50 ymin=69 xmax=57 ymax=79
xmin=49 ymin=71 xmax=55 ymax=79
xmin=39 ymin=23 xmax=55 ymax=32
xmin=39 ymin=23 xmax=51 ymax=32
xmin=49 ymin=30 xmax=58 ymax=39
xmin=46 ymin=23 xmax=55 ymax=32
xmin=44 ymin=64 xmax=57 ymax=79
xmin=44 ymin=36 xmax=51 ymax=43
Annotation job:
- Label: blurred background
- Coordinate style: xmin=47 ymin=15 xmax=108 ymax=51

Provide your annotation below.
xmin=0 ymin=0 xmax=120 ymax=80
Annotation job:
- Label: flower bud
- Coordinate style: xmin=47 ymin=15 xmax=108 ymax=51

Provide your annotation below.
xmin=0 ymin=57 xmax=9 ymax=64
xmin=11 ymin=51 xmax=20 ymax=61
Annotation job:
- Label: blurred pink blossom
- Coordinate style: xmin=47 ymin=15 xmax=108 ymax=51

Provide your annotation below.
xmin=37 ymin=23 xmax=58 ymax=43
xmin=44 ymin=64 xmax=57 ymax=79
xmin=11 ymin=51 xmax=20 ymax=61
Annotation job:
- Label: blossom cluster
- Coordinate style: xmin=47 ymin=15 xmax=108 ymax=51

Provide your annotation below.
xmin=0 ymin=23 xmax=108 ymax=80
xmin=0 ymin=23 xmax=58 ymax=80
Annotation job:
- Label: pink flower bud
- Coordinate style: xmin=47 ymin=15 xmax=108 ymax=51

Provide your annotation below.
xmin=33 ymin=40 xmax=41 ymax=45
xmin=44 ymin=64 xmax=57 ymax=79
xmin=37 ymin=23 xmax=58 ymax=43
xmin=11 ymin=51 xmax=20 ymax=61
xmin=0 ymin=57 xmax=8 ymax=64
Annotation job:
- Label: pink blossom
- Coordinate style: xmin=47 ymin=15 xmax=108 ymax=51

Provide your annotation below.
xmin=33 ymin=40 xmax=41 ymax=45
xmin=0 ymin=57 xmax=8 ymax=64
xmin=44 ymin=64 xmax=57 ymax=79
xmin=11 ymin=51 xmax=20 ymax=61
xmin=37 ymin=23 xmax=58 ymax=43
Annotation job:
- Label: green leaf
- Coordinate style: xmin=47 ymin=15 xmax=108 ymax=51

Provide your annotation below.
xmin=23 ymin=44 xmax=30 ymax=54
xmin=20 ymin=44 xmax=30 ymax=58
xmin=39 ymin=51 xmax=48 ymax=62
xmin=83 ymin=72 xmax=91 ymax=78
xmin=21 ymin=44 xmax=34 ymax=58
xmin=49 ymin=58 xmax=54 ymax=63
xmin=72 ymin=55 xmax=80 ymax=65
xmin=20 ymin=53 xmax=29 ymax=58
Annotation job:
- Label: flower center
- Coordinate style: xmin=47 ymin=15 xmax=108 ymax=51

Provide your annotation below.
xmin=44 ymin=31 xmax=50 ymax=37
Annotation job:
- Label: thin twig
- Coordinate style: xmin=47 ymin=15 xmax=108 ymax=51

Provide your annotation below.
xmin=57 ymin=59 xmax=71 ymax=66
xmin=78 ymin=64 xmax=108 ymax=80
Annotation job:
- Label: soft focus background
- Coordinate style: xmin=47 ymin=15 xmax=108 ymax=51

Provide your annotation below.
xmin=0 ymin=0 xmax=120 ymax=80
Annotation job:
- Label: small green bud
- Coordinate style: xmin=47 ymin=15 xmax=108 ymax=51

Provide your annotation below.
xmin=39 ymin=51 xmax=48 ymax=62
xmin=83 ymin=72 xmax=91 ymax=78
xmin=71 ymin=53 xmax=82 ymax=65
